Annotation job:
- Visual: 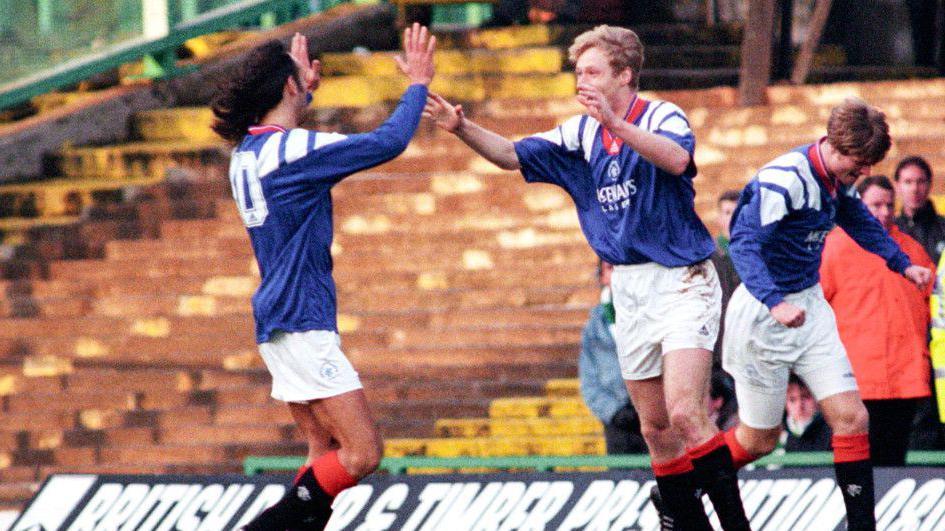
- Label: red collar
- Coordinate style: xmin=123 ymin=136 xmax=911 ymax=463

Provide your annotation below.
xmin=808 ymin=137 xmax=838 ymax=197
xmin=248 ymin=124 xmax=287 ymax=136
xmin=602 ymin=96 xmax=649 ymax=155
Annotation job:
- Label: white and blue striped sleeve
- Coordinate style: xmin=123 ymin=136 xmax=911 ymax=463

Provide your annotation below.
xmin=648 ymin=101 xmax=695 ymax=154
xmin=514 ymin=115 xmax=591 ymax=187
xmin=755 ymin=166 xmax=808 ymax=226
xmin=729 ymin=171 xmax=807 ymax=308
xmin=281 ymin=84 xmax=428 ymax=184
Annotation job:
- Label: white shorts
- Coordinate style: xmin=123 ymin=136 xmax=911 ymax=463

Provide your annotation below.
xmin=258 ymin=330 xmax=363 ymax=403
xmin=611 ymin=260 xmax=721 ymax=380
xmin=722 ymin=284 xmax=858 ymax=429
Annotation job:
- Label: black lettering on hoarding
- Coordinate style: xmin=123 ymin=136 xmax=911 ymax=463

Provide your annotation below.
xmin=750 ymin=479 xmax=801 ymax=529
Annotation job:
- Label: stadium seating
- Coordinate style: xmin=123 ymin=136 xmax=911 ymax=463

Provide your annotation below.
xmin=3 ymin=14 xmax=945 ymax=513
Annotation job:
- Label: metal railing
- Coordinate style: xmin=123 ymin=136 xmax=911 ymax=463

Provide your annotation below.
xmin=0 ymin=0 xmax=310 ymax=111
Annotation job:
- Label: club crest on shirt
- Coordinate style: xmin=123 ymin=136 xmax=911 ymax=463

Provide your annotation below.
xmin=608 ymin=159 xmax=621 ymax=181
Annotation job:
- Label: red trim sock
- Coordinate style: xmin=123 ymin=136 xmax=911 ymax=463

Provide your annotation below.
xmin=652 ymin=453 xmax=694 ymax=477
xmin=687 ymin=431 xmax=726 ymax=460
xmin=311 ymin=450 xmax=358 ymax=498
xmin=652 ymin=454 xmax=712 ymax=530
xmin=724 ymin=427 xmax=758 ymax=469
xmin=832 ymin=433 xmax=870 ymax=463
xmin=832 ymin=433 xmax=874 ymax=530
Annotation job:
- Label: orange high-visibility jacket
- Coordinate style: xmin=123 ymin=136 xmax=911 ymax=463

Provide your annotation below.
xmin=821 ymin=225 xmax=934 ymax=400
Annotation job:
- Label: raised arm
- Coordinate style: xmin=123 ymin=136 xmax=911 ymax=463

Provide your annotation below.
xmin=287 ymin=24 xmax=435 ymax=182
xmin=577 ymin=84 xmax=691 ymax=176
xmin=424 ymin=92 xmax=520 ymax=170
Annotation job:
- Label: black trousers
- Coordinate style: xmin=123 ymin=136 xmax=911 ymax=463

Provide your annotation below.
xmin=865 ymin=398 xmax=920 ymax=466
xmin=604 ymin=402 xmax=648 ymax=455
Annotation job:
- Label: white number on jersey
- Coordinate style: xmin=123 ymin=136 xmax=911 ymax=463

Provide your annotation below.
xmin=229 ymin=151 xmax=268 ymax=228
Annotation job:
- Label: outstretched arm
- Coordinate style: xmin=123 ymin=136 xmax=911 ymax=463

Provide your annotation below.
xmin=836 ymin=190 xmax=931 ymax=290
xmin=424 ymin=92 xmax=520 ymax=170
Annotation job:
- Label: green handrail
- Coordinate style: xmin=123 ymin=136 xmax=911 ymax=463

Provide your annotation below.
xmin=0 ymin=0 xmax=310 ymax=111
xmin=243 ymin=451 xmax=945 ymax=476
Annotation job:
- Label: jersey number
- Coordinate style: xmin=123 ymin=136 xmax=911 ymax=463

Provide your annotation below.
xmin=230 ymin=151 xmax=268 ymax=228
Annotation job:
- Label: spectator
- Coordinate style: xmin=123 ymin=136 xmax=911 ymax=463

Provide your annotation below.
xmin=893 ymin=157 xmax=945 ymax=451
xmin=895 ymin=155 xmax=945 ymax=264
xmin=578 ymin=259 xmax=647 ymax=454
xmin=710 ymin=190 xmax=742 ymax=362
xmin=821 ymin=175 xmax=936 ymax=464
xmin=782 ymin=374 xmax=832 ymax=452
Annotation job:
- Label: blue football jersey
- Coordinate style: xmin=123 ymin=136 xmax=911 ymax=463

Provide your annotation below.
xmin=229 ymin=85 xmax=428 ymax=343
xmin=729 ymin=140 xmax=911 ymax=308
xmin=513 ymin=96 xmax=714 ymax=267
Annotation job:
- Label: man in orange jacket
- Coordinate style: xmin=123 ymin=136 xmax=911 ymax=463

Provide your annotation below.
xmin=821 ymin=174 xmax=935 ymax=465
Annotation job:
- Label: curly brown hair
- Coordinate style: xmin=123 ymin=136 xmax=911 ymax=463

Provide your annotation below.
xmin=567 ymin=25 xmax=644 ymax=89
xmin=211 ymin=40 xmax=301 ymax=143
xmin=826 ymin=97 xmax=891 ymax=166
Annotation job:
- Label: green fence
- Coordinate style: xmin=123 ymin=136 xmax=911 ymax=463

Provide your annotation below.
xmin=243 ymin=451 xmax=945 ymax=476
xmin=0 ymin=0 xmax=493 ymax=111
xmin=0 ymin=0 xmax=311 ymax=110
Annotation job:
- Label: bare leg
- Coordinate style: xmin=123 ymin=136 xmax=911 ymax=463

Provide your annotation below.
xmin=308 ymin=389 xmax=384 ymax=479
xmin=626 ymin=377 xmax=711 ymax=530
xmin=288 ymin=402 xmax=335 ymax=466
xmin=662 ymin=348 xmax=716 ymax=446
xmin=664 ymin=348 xmax=750 ymax=531
xmin=243 ymin=390 xmax=381 ymax=531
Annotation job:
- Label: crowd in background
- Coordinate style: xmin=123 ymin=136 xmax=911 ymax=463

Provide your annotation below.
xmin=579 ymin=154 xmax=945 ymax=462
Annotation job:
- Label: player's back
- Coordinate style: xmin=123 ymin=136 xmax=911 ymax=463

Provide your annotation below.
xmin=228 ymin=126 xmax=346 ymax=343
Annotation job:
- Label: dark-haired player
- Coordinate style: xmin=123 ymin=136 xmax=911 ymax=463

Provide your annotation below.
xmin=211 ymin=25 xmax=435 ymax=530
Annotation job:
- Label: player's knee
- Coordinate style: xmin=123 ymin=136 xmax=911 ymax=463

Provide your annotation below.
xmin=738 ymin=428 xmax=781 ymax=456
xmin=639 ymin=418 xmax=673 ymax=446
xmin=341 ymin=437 xmax=383 ymax=479
xmin=345 ymin=448 xmax=381 ymax=478
xmin=741 ymin=433 xmax=778 ymax=456
xmin=667 ymin=401 xmax=703 ymax=437
xmin=830 ymin=403 xmax=869 ymax=435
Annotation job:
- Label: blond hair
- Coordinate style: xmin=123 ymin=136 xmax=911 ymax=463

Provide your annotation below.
xmin=568 ymin=25 xmax=644 ymax=89
xmin=826 ymin=97 xmax=891 ymax=165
